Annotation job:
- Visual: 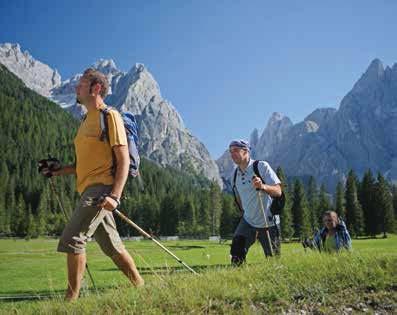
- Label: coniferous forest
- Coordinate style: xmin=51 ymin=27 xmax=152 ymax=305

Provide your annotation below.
xmin=0 ymin=64 xmax=396 ymax=239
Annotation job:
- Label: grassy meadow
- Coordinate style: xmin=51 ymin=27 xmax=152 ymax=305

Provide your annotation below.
xmin=0 ymin=236 xmax=396 ymax=314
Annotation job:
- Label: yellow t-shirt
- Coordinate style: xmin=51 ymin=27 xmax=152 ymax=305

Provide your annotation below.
xmin=74 ymin=105 xmax=127 ymax=194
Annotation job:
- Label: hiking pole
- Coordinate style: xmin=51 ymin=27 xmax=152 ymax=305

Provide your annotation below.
xmin=255 ymin=183 xmax=274 ymax=257
xmin=48 ymin=178 xmax=97 ymax=290
xmin=114 ymin=209 xmax=198 ymax=275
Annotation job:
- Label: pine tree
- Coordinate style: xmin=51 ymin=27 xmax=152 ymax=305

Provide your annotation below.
xmin=37 ymin=185 xmax=51 ymax=236
xmin=345 ymin=170 xmax=365 ymax=237
xmin=26 ymin=205 xmax=38 ymax=239
xmin=0 ymin=195 xmax=4 ymax=234
xmin=276 ymin=167 xmax=294 ymax=240
xmin=196 ymin=190 xmax=211 ymax=237
xmin=139 ymin=194 xmax=160 ymax=234
xmin=392 ymin=185 xmax=397 ymax=223
xmin=12 ymin=196 xmax=27 ymax=236
xmin=291 ymin=179 xmax=311 ymax=238
xmin=159 ymin=195 xmax=179 ymax=236
xmin=373 ymin=174 xmax=395 ymax=237
xmin=317 ymin=184 xmax=331 ymax=227
xmin=178 ymin=196 xmax=196 ymax=236
xmin=209 ymin=181 xmax=222 ymax=235
xmin=307 ymin=176 xmax=319 ymax=231
xmin=334 ymin=181 xmax=345 ymax=219
xmin=219 ymin=194 xmax=239 ymax=238
xmin=359 ymin=170 xmax=377 ymax=236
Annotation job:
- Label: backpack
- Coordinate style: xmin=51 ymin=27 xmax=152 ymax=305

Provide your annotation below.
xmin=232 ymin=160 xmax=285 ymax=215
xmin=99 ymin=107 xmax=141 ymax=178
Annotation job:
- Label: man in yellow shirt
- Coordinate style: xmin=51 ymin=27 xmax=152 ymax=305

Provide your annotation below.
xmin=43 ymin=68 xmax=143 ymax=301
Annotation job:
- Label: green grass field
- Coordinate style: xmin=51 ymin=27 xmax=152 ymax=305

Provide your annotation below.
xmin=0 ymin=236 xmax=396 ymax=314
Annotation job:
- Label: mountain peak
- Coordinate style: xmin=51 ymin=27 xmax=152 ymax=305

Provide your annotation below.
xmin=93 ymin=58 xmax=119 ymax=74
xmin=266 ymin=112 xmax=293 ymax=129
xmin=269 ymin=112 xmax=285 ymax=122
xmin=352 ymin=58 xmax=385 ymax=93
xmin=364 ymin=58 xmax=384 ymax=79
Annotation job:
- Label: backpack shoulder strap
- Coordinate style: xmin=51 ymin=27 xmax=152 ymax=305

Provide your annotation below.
xmin=99 ymin=107 xmax=111 ymax=142
xmin=232 ymin=168 xmax=244 ymax=213
xmin=233 ymin=168 xmax=238 ymax=187
xmin=253 ymin=160 xmax=265 ymax=184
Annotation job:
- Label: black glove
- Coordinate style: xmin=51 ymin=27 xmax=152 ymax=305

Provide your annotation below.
xmin=38 ymin=157 xmax=61 ymax=178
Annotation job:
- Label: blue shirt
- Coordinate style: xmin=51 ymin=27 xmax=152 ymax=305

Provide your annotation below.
xmin=231 ymin=159 xmax=281 ymax=228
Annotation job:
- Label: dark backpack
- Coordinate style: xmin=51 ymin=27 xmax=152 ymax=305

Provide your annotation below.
xmin=99 ymin=107 xmax=141 ymax=178
xmin=232 ymin=160 xmax=285 ymax=215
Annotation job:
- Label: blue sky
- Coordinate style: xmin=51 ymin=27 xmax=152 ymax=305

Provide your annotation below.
xmin=1 ymin=0 xmax=397 ymax=159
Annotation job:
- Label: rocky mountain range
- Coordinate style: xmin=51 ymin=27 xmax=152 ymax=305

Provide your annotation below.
xmin=217 ymin=59 xmax=397 ymax=191
xmin=0 ymin=43 xmax=222 ymax=185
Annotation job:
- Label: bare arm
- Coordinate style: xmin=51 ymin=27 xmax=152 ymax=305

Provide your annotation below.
xmin=252 ymin=176 xmax=282 ymax=197
xmin=261 ymin=183 xmax=282 ymax=198
xmin=110 ymin=145 xmax=130 ymax=199
xmin=100 ymin=145 xmax=129 ymax=211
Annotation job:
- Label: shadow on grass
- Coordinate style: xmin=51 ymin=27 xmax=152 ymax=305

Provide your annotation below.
xmin=164 ymin=245 xmax=206 ymax=250
xmin=100 ymin=263 xmax=238 ymax=275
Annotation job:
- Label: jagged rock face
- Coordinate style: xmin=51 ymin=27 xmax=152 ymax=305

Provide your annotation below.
xmin=216 ymin=149 xmax=236 ymax=182
xmin=0 ymin=43 xmax=222 ymax=185
xmin=137 ymin=99 xmax=220 ymax=182
xmin=0 ymin=43 xmax=61 ymax=96
xmin=107 ymin=64 xmax=162 ymax=115
xmin=255 ymin=112 xmax=293 ymax=160
xmin=249 ymin=128 xmax=259 ymax=158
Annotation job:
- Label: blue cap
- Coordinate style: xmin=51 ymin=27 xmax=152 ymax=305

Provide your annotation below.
xmin=229 ymin=139 xmax=250 ymax=151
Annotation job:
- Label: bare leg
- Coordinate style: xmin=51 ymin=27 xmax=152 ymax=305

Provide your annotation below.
xmin=111 ymin=250 xmax=144 ymax=287
xmin=65 ymin=253 xmax=86 ymax=301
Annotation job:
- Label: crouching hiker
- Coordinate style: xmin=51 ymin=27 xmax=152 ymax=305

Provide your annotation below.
xmin=229 ymin=140 xmax=283 ymax=266
xmin=39 ymin=68 xmax=143 ymax=301
xmin=304 ymin=211 xmax=352 ymax=252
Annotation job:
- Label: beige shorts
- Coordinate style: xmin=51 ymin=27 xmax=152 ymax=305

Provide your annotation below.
xmin=57 ymin=184 xmax=125 ymax=257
